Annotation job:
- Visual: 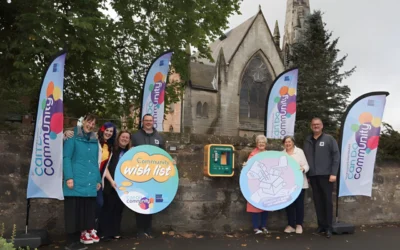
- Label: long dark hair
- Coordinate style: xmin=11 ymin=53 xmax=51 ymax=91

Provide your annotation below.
xmin=98 ymin=122 xmax=117 ymax=147
xmin=114 ymin=130 xmax=132 ymax=152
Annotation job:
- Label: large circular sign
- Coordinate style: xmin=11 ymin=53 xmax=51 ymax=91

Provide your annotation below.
xmin=115 ymin=145 xmax=179 ymax=214
xmin=240 ymin=151 xmax=303 ymax=211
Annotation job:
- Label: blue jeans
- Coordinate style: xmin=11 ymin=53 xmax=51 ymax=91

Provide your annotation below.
xmin=251 ymin=211 xmax=268 ymax=229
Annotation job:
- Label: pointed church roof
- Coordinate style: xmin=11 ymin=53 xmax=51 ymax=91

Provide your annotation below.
xmin=197 ymin=14 xmax=257 ymax=65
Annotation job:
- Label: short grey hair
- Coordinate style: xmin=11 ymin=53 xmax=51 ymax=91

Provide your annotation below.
xmin=282 ymin=135 xmax=296 ymax=145
xmin=256 ymin=135 xmax=267 ymax=144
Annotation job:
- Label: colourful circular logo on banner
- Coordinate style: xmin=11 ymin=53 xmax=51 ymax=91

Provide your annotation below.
xmin=114 ymin=145 xmax=179 ymax=214
xmin=240 ymin=151 xmax=303 ymax=211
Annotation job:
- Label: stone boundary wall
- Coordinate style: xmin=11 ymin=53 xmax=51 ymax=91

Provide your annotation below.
xmin=0 ymin=126 xmax=399 ymax=235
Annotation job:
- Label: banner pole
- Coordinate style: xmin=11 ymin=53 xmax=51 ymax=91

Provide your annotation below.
xmin=25 ymin=198 xmax=30 ymax=234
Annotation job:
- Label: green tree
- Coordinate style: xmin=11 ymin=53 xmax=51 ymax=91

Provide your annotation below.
xmin=0 ymin=0 xmax=241 ymax=126
xmin=377 ymin=123 xmax=400 ymax=162
xmin=289 ymin=11 xmax=355 ymax=143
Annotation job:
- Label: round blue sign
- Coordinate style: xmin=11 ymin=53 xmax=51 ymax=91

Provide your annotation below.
xmin=114 ymin=145 xmax=179 ymax=214
xmin=240 ymin=151 xmax=303 ymax=211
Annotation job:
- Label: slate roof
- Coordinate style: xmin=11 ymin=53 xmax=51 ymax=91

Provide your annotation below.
xmin=196 ymin=15 xmax=257 ymax=66
xmin=189 ymin=61 xmax=216 ymax=91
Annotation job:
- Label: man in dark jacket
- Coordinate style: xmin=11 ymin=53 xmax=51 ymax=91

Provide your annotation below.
xmin=131 ymin=114 xmax=165 ymax=238
xmin=303 ymin=118 xmax=340 ymax=238
xmin=132 ymin=114 xmax=165 ymax=150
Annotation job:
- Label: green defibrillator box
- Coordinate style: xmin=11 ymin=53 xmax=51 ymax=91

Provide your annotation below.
xmin=204 ymin=144 xmax=235 ymax=177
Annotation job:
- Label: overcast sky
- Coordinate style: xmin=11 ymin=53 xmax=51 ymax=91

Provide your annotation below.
xmin=226 ymin=0 xmax=399 ymax=131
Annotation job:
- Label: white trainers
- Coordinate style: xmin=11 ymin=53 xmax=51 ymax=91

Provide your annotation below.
xmin=88 ymin=229 xmax=100 ymax=243
xmin=254 ymin=229 xmax=263 ymax=234
xmin=80 ymin=231 xmax=93 ymax=244
xmin=296 ymin=225 xmax=303 ymax=234
xmin=284 ymin=226 xmax=296 ymax=233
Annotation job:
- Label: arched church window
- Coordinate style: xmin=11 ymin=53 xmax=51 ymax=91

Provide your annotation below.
xmin=239 ymin=53 xmax=273 ymax=125
xmin=202 ymin=102 xmax=209 ymax=118
xmin=196 ymin=101 xmax=202 ymax=117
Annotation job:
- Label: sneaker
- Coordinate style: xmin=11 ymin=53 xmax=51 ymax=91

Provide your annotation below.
xmin=296 ymin=225 xmax=303 ymax=234
xmin=88 ymin=229 xmax=100 ymax=243
xmin=284 ymin=226 xmax=296 ymax=233
xmin=80 ymin=231 xmax=94 ymax=244
xmin=261 ymin=228 xmax=269 ymax=234
xmin=254 ymin=229 xmax=263 ymax=234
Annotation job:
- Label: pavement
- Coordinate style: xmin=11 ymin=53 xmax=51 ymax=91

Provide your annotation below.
xmin=40 ymin=224 xmax=400 ymax=250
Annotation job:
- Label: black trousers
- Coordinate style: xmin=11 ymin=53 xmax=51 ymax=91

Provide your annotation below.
xmin=286 ymin=189 xmax=305 ymax=228
xmin=99 ymin=190 xmax=125 ymax=237
xmin=135 ymin=213 xmax=152 ymax=234
xmin=309 ymin=176 xmax=334 ymax=230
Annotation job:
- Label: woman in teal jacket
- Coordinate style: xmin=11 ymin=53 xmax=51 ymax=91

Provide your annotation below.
xmin=63 ymin=114 xmax=102 ymax=250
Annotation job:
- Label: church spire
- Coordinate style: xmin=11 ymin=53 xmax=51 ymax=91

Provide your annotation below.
xmin=273 ymin=20 xmax=280 ymax=48
xmin=282 ymin=0 xmax=311 ymax=68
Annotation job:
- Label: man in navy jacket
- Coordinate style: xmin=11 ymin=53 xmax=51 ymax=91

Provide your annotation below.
xmin=303 ymin=118 xmax=340 ymax=238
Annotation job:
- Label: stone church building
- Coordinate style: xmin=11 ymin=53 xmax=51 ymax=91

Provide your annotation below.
xmin=163 ymin=0 xmax=310 ymax=136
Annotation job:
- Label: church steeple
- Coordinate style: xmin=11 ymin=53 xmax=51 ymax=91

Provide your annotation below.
xmin=273 ymin=20 xmax=281 ymax=48
xmin=282 ymin=0 xmax=311 ymax=68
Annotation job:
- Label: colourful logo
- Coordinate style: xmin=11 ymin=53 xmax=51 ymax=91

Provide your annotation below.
xmin=115 ymin=145 xmax=179 ymax=214
xmin=272 ymin=86 xmax=296 ymax=137
xmin=139 ymin=197 xmax=154 ymax=210
xmin=42 ymin=81 xmax=63 ymax=139
xmin=34 ymin=80 xmax=63 ymax=177
xmin=274 ymin=86 xmax=296 ymax=118
xmin=240 ymin=151 xmax=303 ymax=211
xmin=347 ymin=112 xmax=381 ymax=180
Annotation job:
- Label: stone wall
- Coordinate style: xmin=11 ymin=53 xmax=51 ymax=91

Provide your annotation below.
xmin=0 ymin=126 xmax=399 ymax=236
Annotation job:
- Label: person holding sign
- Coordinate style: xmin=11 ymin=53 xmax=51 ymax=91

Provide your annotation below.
xmin=303 ymin=118 xmax=340 ymax=238
xmin=242 ymin=135 xmax=269 ymax=234
xmin=99 ymin=130 xmax=132 ymax=241
xmin=131 ymin=114 xmax=165 ymax=238
xmin=63 ymin=114 xmax=102 ymax=249
xmin=282 ymin=136 xmax=309 ymax=234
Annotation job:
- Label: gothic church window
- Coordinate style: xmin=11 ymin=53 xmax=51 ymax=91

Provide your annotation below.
xmin=196 ymin=101 xmax=202 ymax=117
xmin=202 ymin=102 xmax=209 ymax=118
xmin=239 ymin=53 xmax=273 ymax=123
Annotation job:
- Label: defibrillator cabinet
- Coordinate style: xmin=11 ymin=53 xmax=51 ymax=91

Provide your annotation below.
xmin=204 ymin=144 xmax=235 ymax=177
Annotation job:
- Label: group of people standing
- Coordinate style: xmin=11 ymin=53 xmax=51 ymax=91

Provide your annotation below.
xmin=62 ymin=114 xmax=164 ymax=250
xmin=245 ymin=118 xmax=340 ymax=239
xmin=61 ymin=114 xmax=338 ymax=249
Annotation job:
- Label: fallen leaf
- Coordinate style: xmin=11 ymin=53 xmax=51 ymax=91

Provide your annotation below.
xmin=135 ymin=242 xmax=140 ymax=245
xmin=162 ymin=231 xmax=167 ymax=235
xmin=180 ymin=232 xmax=194 ymax=238
xmin=241 ymin=244 xmax=247 ymax=247
xmin=196 ymin=235 xmax=204 ymax=239
xmin=256 ymin=240 xmax=259 ymax=243
xmin=226 ymin=234 xmax=234 ymax=238
xmin=168 ymin=231 xmax=175 ymax=236
xmin=276 ymin=236 xmax=280 ymax=240
xmin=54 ymin=246 xmax=59 ymax=249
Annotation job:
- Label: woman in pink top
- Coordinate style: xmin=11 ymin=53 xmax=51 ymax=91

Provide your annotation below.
xmin=243 ymin=135 xmax=269 ymax=234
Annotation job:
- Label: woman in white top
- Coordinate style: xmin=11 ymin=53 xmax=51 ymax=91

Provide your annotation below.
xmin=282 ymin=136 xmax=310 ymax=234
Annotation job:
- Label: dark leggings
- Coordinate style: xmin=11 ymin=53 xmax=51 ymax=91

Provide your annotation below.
xmin=286 ymin=189 xmax=305 ymax=227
